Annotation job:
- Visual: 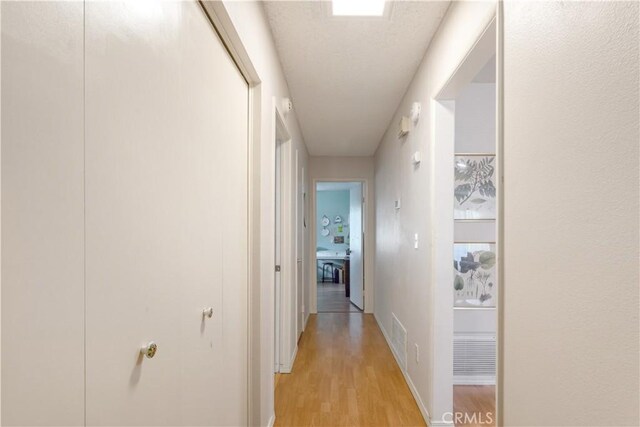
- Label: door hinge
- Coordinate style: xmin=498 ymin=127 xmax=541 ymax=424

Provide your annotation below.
xmin=275 ymin=265 xmax=281 ymax=272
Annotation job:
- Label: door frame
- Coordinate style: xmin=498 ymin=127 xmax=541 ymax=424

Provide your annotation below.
xmin=430 ymin=8 xmax=499 ymax=427
xmin=273 ymin=103 xmax=293 ymax=375
xmin=295 ymin=154 xmax=306 ymax=337
xmin=196 ymin=2 xmax=262 ymax=424
xmin=310 ymin=178 xmax=367 ymax=314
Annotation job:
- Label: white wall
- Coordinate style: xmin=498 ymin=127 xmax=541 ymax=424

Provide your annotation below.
xmin=309 ymin=156 xmax=375 ymax=314
xmin=316 ymin=190 xmax=351 ymax=254
xmin=455 ymin=83 xmax=496 ymax=154
xmin=501 ymin=2 xmax=639 ymax=425
xmin=220 ymin=2 xmax=309 ymax=425
xmin=373 ymin=2 xmax=497 ymax=425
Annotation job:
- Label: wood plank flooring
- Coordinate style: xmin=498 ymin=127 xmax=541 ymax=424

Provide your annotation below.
xmin=317 ymin=282 xmax=362 ymax=313
xmin=274 ymin=314 xmax=426 ymax=426
xmin=453 ymin=385 xmax=496 ymax=426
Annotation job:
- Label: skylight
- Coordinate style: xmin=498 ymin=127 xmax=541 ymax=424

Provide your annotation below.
xmin=331 ymin=0 xmax=386 ymax=16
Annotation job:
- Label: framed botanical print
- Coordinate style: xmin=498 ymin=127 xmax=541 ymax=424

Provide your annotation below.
xmin=453 ymin=243 xmax=496 ymax=308
xmin=454 ymin=154 xmax=496 ymax=220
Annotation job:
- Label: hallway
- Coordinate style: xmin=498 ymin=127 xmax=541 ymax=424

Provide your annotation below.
xmin=275 ymin=314 xmax=425 ymax=426
xmin=1 ymin=1 xmax=638 ymax=426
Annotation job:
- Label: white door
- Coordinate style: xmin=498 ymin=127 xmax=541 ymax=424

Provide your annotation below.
xmin=85 ymin=2 xmax=248 ymax=425
xmin=349 ymin=183 xmax=364 ymax=310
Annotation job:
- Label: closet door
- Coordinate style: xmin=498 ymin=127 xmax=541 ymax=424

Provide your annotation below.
xmin=1 ymin=2 xmax=85 ymax=425
xmin=84 ymin=1 xmax=248 ymax=425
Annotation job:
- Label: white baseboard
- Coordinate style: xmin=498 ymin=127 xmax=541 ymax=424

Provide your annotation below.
xmin=374 ymin=313 xmax=431 ymax=425
xmin=267 ymin=414 xmax=275 ymax=427
xmin=279 ymin=344 xmax=298 ymax=374
xmin=453 ymin=376 xmax=495 ymax=386
xmin=430 ymin=420 xmax=454 ymax=427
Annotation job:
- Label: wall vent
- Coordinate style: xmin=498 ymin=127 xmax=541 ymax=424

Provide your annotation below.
xmin=391 ymin=313 xmax=407 ymax=370
xmin=453 ymin=333 xmax=496 ymax=385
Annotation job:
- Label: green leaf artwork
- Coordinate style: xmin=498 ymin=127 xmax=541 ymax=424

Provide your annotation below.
xmin=453 ymin=243 xmax=497 ymax=308
xmin=479 ymin=251 xmax=496 ymax=269
xmin=454 ymin=155 xmax=496 ymax=219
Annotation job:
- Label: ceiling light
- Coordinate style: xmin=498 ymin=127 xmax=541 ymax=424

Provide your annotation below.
xmin=332 ymin=0 xmax=386 ymax=16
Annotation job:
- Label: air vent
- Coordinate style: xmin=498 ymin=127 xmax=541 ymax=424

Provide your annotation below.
xmin=453 ymin=333 xmax=496 ymax=385
xmin=391 ymin=313 xmax=407 ymax=370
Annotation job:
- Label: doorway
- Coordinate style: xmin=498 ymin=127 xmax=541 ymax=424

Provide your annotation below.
xmin=315 ymin=181 xmax=364 ymax=313
xmin=432 ymin=15 xmax=498 ymax=427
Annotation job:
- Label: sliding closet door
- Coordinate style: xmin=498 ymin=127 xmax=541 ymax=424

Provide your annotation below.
xmin=1 ymin=3 xmax=85 ymax=425
xmin=84 ymin=1 xmax=248 ymax=425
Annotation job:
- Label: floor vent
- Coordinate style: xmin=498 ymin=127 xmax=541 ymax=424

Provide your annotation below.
xmin=391 ymin=313 xmax=407 ymax=370
xmin=453 ymin=333 xmax=496 ymax=385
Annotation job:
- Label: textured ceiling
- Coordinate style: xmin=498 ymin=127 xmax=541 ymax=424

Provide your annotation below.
xmin=263 ymin=1 xmax=451 ymax=156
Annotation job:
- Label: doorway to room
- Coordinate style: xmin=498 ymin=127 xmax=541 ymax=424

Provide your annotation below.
xmin=432 ymin=15 xmax=498 ymax=427
xmin=315 ymin=181 xmax=364 ymax=313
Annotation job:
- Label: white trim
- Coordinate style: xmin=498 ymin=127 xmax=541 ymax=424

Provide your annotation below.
xmin=374 ymin=313 xmax=431 ymax=425
xmin=304 ymin=312 xmax=310 ymax=330
xmin=279 ymin=344 xmax=298 ymax=374
xmin=495 ymin=3 xmax=505 ymax=424
xmin=429 ymin=98 xmax=455 ymax=424
xmin=430 ymin=421 xmax=454 ymax=427
xmin=274 ymin=101 xmax=294 ymax=377
xmin=435 ymin=16 xmax=497 ymax=99
xmin=198 ymin=1 xmax=260 ymax=84
xmin=267 ymin=414 xmax=275 ymax=427
xmin=453 ymin=376 xmax=496 ymax=386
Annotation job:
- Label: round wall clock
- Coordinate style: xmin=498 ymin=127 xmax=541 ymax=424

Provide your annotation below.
xmin=321 ymin=215 xmax=330 ymax=226
xmin=321 ymin=228 xmax=330 ymax=237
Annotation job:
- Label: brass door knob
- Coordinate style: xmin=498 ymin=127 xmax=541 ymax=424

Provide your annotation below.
xmin=140 ymin=341 xmax=157 ymax=359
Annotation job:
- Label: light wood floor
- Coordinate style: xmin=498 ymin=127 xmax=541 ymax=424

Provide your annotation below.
xmin=317 ymin=282 xmax=362 ymax=313
xmin=453 ymin=385 xmax=496 ymax=427
xmin=274 ymin=313 xmax=425 ymax=426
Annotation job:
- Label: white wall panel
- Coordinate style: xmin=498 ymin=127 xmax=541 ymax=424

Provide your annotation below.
xmin=455 ymin=83 xmax=496 ymax=154
xmin=1 ymin=3 xmax=85 ymax=425
xmin=502 ymin=2 xmax=639 ymax=425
